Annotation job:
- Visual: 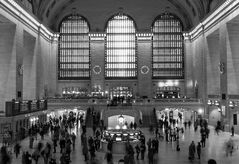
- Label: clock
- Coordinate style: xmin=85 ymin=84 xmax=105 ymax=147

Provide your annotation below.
xmin=140 ymin=65 xmax=149 ymax=74
xmin=93 ymin=65 xmax=101 ymax=74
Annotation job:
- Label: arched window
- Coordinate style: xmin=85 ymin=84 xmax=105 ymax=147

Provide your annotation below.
xmin=105 ymin=14 xmax=137 ymax=78
xmin=152 ymin=13 xmax=184 ymax=79
xmin=58 ymin=15 xmax=90 ymax=80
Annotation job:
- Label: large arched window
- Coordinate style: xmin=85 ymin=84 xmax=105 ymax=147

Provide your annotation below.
xmin=58 ymin=15 xmax=90 ymax=80
xmin=152 ymin=13 xmax=184 ymax=79
xmin=105 ymin=14 xmax=137 ymax=79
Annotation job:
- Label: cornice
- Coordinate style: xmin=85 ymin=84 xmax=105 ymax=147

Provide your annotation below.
xmin=184 ymin=0 xmax=239 ymax=42
xmin=0 ymin=0 xmax=59 ymax=42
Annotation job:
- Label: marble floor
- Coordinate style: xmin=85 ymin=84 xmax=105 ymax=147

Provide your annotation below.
xmin=3 ymin=125 xmax=239 ymax=164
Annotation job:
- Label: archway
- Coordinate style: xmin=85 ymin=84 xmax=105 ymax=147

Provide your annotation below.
xmin=209 ymin=108 xmax=221 ymax=126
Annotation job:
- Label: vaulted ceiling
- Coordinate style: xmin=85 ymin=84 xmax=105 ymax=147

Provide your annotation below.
xmin=30 ymin=0 xmax=224 ymax=32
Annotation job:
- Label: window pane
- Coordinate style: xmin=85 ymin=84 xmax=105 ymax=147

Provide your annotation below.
xmin=105 ymin=14 xmax=137 ymax=78
xmin=152 ymin=13 xmax=184 ymax=79
xmin=58 ymin=15 xmax=90 ymax=80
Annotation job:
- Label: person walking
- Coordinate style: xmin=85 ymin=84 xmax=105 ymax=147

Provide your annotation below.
xmin=25 ymin=151 xmax=32 ymax=164
xmin=82 ymin=144 xmax=89 ymax=161
xmin=188 ymin=141 xmax=196 ymax=161
xmin=105 ymin=150 xmax=113 ymax=164
xmin=32 ymin=149 xmax=40 ymax=164
xmin=197 ymin=142 xmax=201 ymax=159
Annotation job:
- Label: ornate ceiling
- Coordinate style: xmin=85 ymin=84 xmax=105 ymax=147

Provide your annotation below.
xmin=29 ymin=0 xmax=224 ymax=32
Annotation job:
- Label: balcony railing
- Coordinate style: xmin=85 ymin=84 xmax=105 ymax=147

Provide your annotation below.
xmin=5 ymin=99 xmax=47 ymax=117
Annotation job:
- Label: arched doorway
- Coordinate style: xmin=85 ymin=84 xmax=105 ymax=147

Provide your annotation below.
xmin=209 ymin=108 xmax=221 ymax=126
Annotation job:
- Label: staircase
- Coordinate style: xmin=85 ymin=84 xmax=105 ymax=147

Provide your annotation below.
xmin=141 ymin=110 xmax=158 ymax=127
xmin=85 ymin=109 xmax=93 ymax=127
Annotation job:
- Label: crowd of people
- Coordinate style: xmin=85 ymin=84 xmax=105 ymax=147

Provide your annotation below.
xmin=0 ymin=110 xmax=85 ymax=164
xmin=0 ymin=107 xmax=236 ymax=164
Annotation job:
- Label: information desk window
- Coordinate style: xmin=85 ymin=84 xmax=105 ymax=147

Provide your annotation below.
xmin=102 ymin=129 xmax=143 ymax=142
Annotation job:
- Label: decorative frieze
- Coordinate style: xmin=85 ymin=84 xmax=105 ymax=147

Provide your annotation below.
xmin=136 ymin=32 xmax=153 ymax=41
xmin=89 ymin=32 xmax=106 ymax=41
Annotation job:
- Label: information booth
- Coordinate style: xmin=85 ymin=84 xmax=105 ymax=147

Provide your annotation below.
xmin=101 ymin=129 xmax=142 ymax=154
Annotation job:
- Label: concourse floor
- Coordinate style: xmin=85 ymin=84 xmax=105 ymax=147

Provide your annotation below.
xmin=5 ymin=125 xmax=239 ymax=164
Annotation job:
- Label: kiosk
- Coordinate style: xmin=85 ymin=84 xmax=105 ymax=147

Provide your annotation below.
xmin=101 ymin=129 xmax=142 ymax=154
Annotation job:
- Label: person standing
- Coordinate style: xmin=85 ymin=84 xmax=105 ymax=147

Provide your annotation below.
xmin=231 ymin=126 xmax=234 ymax=137
xmin=147 ymin=138 xmax=152 ymax=149
xmin=201 ymin=130 xmax=206 ymax=148
xmin=176 ymin=138 xmax=180 ymax=151
xmin=53 ymin=137 xmax=57 ymax=153
xmin=29 ymin=136 xmax=34 ymax=149
xmin=148 ymin=147 xmax=154 ymax=164
xmin=32 ymin=149 xmax=40 ymax=164
xmin=135 ymin=144 xmax=140 ymax=160
xmin=82 ymin=143 xmax=89 ymax=161
xmin=155 ymin=128 xmax=159 ymax=138
xmin=60 ymin=137 xmax=66 ymax=153
xmin=140 ymin=143 xmax=146 ymax=160
xmin=197 ymin=142 xmax=201 ymax=159
xmin=14 ymin=142 xmax=21 ymax=158
xmin=1 ymin=146 xmax=11 ymax=164
xmin=25 ymin=151 xmax=32 ymax=164
xmin=21 ymin=151 xmax=26 ymax=164
xmin=71 ymin=133 xmax=76 ymax=150
xmin=105 ymin=150 xmax=113 ymax=164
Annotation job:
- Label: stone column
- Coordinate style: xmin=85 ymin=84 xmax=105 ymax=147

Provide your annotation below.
xmin=184 ymin=37 xmax=194 ymax=98
xmin=15 ymin=25 xmax=24 ymax=101
xmin=22 ymin=31 xmax=37 ymax=100
xmin=0 ymin=24 xmax=17 ymax=112
xmin=219 ymin=24 xmax=228 ymax=126
xmin=89 ymin=33 xmax=105 ymax=93
xmin=47 ymin=37 xmax=58 ymax=97
xmin=137 ymin=33 xmax=152 ymax=98
xmin=226 ymin=22 xmax=239 ymax=129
